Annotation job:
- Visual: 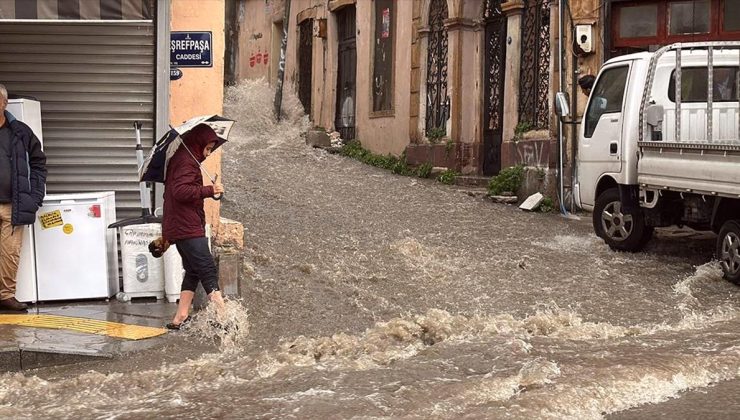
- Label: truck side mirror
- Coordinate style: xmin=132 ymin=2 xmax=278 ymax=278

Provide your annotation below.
xmin=555 ymin=92 xmax=570 ymax=118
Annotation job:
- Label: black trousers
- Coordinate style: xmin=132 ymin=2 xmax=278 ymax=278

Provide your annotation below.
xmin=175 ymin=237 xmax=219 ymax=295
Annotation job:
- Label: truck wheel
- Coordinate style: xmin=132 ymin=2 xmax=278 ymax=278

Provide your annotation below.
xmin=593 ymin=187 xmax=652 ymax=252
xmin=717 ymin=220 xmax=740 ymax=285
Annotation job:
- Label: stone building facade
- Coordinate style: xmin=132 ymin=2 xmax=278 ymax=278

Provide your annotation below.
xmin=231 ymin=0 xmax=738 ymax=185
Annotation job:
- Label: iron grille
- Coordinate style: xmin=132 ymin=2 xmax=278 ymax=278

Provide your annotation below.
xmin=425 ymin=0 xmax=449 ymax=134
xmin=519 ymin=0 xmax=551 ymax=130
xmin=482 ymin=0 xmax=507 ymax=175
xmin=484 ymin=0 xmax=505 ymax=133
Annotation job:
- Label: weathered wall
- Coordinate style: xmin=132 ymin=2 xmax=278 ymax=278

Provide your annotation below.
xmin=238 ymin=0 xmax=273 ymax=81
xmin=354 ymin=0 xmax=412 ymax=156
xmin=170 ymin=0 xmax=225 ymax=233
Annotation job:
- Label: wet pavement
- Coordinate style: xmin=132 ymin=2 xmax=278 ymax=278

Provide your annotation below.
xmin=0 ymin=301 xmax=177 ymax=371
xmin=1 ymin=80 xmax=739 ymax=419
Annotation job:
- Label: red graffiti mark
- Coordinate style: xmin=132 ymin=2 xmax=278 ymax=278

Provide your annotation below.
xmin=256 ymin=49 xmax=262 ymax=64
xmin=263 ymin=52 xmax=269 ymax=64
xmin=249 ymin=52 xmax=256 ymax=67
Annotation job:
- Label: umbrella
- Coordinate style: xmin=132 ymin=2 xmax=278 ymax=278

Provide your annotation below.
xmin=139 ymin=115 xmax=235 ymax=186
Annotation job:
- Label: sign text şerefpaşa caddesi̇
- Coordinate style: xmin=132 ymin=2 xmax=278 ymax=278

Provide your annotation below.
xmin=170 ymin=31 xmax=212 ymax=68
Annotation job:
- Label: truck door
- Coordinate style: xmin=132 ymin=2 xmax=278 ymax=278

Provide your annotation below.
xmin=577 ymin=64 xmax=630 ymax=208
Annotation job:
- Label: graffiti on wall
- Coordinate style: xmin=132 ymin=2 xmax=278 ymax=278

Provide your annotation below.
xmin=249 ymin=49 xmax=269 ymax=67
xmin=515 ymin=140 xmax=549 ymax=167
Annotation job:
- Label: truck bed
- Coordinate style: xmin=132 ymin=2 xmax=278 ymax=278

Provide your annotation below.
xmin=638 ymin=141 xmax=740 ymax=198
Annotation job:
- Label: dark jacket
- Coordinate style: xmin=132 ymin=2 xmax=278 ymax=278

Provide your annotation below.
xmin=162 ymin=125 xmax=217 ymax=242
xmin=3 ymin=111 xmax=47 ymax=226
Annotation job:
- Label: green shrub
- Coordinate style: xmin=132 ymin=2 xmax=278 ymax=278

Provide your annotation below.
xmin=488 ymin=165 xmax=525 ymax=196
xmin=538 ymin=197 xmax=555 ymax=213
xmin=340 ymin=140 xmax=411 ymax=175
xmin=415 ymin=162 xmax=433 ymax=179
xmin=437 ymin=169 xmax=458 ymax=185
xmin=340 ymin=140 xmax=368 ymax=159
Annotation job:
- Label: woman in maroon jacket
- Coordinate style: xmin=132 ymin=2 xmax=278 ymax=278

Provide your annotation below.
xmin=164 ymin=124 xmax=225 ymax=329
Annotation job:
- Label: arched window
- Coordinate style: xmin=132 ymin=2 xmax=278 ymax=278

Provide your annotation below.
xmin=425 ymin=0 xmax=449 ymax=134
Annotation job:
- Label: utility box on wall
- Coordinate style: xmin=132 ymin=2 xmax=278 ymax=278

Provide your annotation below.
xmin=575 ymin=24 xmax=593 ymax=55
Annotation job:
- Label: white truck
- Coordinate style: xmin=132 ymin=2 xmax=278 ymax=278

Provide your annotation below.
xmin=565 ymin=42 xmax=740 ymax=284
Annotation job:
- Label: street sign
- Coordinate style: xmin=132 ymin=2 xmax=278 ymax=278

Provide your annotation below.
xmin=170 ymin=31 xmax=212 ymax=68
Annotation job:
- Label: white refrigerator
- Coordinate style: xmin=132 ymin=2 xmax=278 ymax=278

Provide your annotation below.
xmin=33 ymin=192 xmax=119 ymax=301
xmin=7 ymin=99 xmax=43 ymax=303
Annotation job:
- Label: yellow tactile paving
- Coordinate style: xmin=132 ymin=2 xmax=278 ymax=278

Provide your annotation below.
xmin=0 ymin=314 xmax=167 ymax=340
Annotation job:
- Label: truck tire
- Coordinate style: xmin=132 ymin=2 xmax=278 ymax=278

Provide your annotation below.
xmin=593 ymin=187 xmax=652 ymax=252
xmin=717 ymin=220 xmax=740 ymax=285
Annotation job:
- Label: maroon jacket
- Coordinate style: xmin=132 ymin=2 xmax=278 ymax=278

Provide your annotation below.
xmin=162 ymin=125 xmax=217 ymax=242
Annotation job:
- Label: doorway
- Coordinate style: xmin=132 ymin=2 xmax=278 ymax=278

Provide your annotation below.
xmin=482 ymin=0 xmax=506 ymax=175
xmin=334 ymin=6 xmax=356 ymax=140
xmin=297 ymin=19 xmax=313 ymax=115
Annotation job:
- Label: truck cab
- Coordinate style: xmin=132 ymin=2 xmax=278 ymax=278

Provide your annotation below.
xmin=570 ymin=42 xmax=740 ymax=284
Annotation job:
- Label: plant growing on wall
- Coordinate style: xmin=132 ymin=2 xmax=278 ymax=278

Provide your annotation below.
xmin=488 ymin=164 xmax=525 ymax=196
xmin=513 ymin=121 xmax=534 ymax=142
xmin=445 ymin=139 xmax=454 ymax=155
xmin=427 ymin=127 xmax=446 ymax=144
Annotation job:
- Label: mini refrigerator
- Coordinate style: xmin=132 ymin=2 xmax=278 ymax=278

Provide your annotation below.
xmin=7 ymin=98 xmax=43 ymax=303
xmin=33 ymin=192 xmax=119 ymax=301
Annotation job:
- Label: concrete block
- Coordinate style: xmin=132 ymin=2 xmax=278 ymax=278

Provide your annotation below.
xmin=519 ymin=192 xmax=544 ymax=211
xmin=213 ymin=217 xmax=244 ymax=250
xmin=306 ymin=129 xmax=331 ymax=148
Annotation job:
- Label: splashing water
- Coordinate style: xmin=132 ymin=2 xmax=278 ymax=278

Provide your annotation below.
xmin=184 ymin=298 xmax=251 ymax=351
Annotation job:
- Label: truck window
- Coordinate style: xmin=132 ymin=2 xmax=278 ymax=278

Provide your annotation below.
xmin=668 ymin=67 xmax=738 ymax=102
xmin=584 ymin=66 xmax=629 ymax=138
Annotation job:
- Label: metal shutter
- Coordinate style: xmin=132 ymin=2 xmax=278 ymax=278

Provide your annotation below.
xmin=0 ymin=21 xmax=155 ymax=220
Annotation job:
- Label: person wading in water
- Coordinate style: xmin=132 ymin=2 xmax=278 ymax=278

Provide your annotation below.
xmin=162 ymin=124 xmax=225 ymax=329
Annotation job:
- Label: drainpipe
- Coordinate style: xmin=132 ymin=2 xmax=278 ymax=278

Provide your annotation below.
xmin=558 ymin=0 xmax=566 ymax=213
xmin=569 ymin=2 xmax=578 ymax=212
xmin=274 ymin=0 xmax=292 ymax=121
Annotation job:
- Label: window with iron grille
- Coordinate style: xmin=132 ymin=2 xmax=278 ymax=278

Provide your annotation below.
xmin=372 ymin=0 xmax=394 ymax=113
xmin=425 ymin=0 xmax=449 ymax=133
xmin=519 ymin=0 xmax=551 ymax=130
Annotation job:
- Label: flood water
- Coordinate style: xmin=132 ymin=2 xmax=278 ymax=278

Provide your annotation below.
xmin=1 ymin=80 xmax=739 ymax=419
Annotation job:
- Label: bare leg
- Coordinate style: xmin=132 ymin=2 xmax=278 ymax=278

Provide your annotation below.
xmin=171 ymin=290 xmax=195 ymax=324
xmin=208 ymin=290 xmax=226 ymax=316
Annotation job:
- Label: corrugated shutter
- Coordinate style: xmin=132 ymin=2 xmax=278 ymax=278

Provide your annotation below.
xmin=0 ymin=21 xmax=155 ymax=220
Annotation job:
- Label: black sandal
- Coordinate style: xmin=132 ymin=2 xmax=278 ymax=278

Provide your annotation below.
xmin=165 ymin=315 xmax=191 ymax=330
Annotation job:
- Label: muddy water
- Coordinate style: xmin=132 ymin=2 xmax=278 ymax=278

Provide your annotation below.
xmin=1 ymin=80 xmax=739 ymax=419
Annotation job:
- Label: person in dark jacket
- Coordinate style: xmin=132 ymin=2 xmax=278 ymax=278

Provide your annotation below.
xmin=578 ymin=74 xmax=596 ymax=97
xmin=0 ymin=84 xmax=47 ymax=312
xmin=163 ymin=124 xmax=225 ymax=329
